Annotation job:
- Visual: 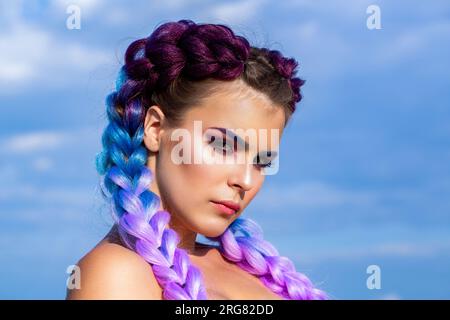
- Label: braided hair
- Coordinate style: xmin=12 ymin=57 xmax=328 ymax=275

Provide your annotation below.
xmin=95 ymin=19 xmax=328 ymax=300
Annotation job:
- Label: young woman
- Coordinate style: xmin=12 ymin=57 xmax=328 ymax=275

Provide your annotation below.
xmin=66 ymin=19 xmax=328 ymax=300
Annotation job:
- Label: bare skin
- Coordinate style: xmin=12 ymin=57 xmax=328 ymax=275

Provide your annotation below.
xmin=67 ymin=80 xmax=286 ymax=300
xmin=66 ymin=226 xmax=283 ymax=300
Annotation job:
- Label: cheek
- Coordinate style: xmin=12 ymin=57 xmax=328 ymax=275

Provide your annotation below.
xmin=156 ymin=136 xmax=227 ymax=203
xmin=186 ymin=132 xmax=231 ymax=184
xmin=157 ymin=134 xmax=265 ymax=210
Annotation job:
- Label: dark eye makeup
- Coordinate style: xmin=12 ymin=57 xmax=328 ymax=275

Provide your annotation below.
xmin=204 ymin=127 xmax=277 ymax=169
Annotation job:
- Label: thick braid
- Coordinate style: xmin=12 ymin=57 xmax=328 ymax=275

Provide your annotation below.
xmin=252 ymin=48 xmax=306 ymax=113
xmin=124 ymin=20 xmax=250 ymax=89
xmin=95 ymin=19 xmax=327 ymax=300
xmin=95 ymin=24 xmax=210 ymax=299
xmin=96 ymin=84 xmax=208 ymax=299
xmin=210 ymin=218 xmax=328 ymax=300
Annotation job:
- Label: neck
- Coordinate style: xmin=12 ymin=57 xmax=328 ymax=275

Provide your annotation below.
xmin=167 ymin=215 xmax=199 ymax=254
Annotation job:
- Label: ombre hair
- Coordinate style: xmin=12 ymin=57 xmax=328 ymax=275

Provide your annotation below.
xmin=95 ymin=19 xmax=328 ymax=300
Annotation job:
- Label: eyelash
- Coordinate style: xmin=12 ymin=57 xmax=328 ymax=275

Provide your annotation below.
xmin=208 ymin=137 xmax=272 ymax=168
xmin=256 ymin=155 xmax=273 ymax=168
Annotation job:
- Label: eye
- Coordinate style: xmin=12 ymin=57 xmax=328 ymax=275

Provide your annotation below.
xmin=259 ymin=161 xmax=272 ymax=168
xmin=255 ymin=154 xmax=272 ymax=168
xmin=208 ymin=136 xmax=234 ymax=154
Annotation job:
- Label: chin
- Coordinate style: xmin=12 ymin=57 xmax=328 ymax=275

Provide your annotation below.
xmin=196 ymin=220 xmax=231 ymax=238
xmin=202 ymin=229 xmax=226 ymax=238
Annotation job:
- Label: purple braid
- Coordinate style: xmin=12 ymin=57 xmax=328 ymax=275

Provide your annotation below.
xmin=95 ymin=19 xmax=327 ymax=300
xmin=97 ymin=84 xmax=206 ymax=299
xmin=211 ymin=219 xmax=327 ymax=299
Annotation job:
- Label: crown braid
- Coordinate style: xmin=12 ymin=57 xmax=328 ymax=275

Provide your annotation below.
xmin=258 ymin=48 xmax=306 ymax=112
xmin=96 ymin=19 xmax=327 ymax=300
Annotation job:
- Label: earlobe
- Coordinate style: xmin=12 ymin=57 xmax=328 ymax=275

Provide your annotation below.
xmin=143 ymin=105 xmax=165 ymax=153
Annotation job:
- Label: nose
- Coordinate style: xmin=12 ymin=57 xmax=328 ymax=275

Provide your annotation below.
xmin=227 ymin=162 xmax=256 ymax=193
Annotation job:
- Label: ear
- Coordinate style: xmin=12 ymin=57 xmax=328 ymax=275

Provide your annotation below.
xmin=143 ymin=105 xmax=166 ymax=152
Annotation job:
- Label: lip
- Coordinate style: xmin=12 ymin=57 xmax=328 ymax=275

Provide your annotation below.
xmin=211 ymin=200 xmax=240 ymax=215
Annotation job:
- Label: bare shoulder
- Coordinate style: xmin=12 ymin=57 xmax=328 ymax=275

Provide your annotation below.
xmin=66 ymin=242 xmax=163 ymax=300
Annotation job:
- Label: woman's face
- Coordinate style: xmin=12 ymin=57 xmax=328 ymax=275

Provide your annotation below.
xmin=145 ymin=83 xmax=286 ymax=238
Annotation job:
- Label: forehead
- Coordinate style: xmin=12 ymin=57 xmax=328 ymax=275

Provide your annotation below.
xmin=183 ymin=81 xmax=286 ymax=136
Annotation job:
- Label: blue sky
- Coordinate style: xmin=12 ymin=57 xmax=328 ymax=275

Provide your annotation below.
xmin=1 ymin=0 xmax=449 ymax=299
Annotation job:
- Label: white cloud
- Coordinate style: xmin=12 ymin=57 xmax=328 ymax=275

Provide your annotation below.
xmin=292 ymin=21 xmax=353 ymax=79
xmin=250 ymin=176 xmax=450 ymax=236
xmin=380 ymin=292 xmax=402 ymax=300
xmin=0 ymin=131 xmax=67 ymax=154
xmin=0 ymin=24 xmax=50 ymax=84
xmin=374 ymin=20 xmax=450 ymax=66
xmin=32 ymin=157 xmax=54 ymax=172
xmin=280 ymin=0 xmax=375 ymax=19
xmin=0 ymin=125 xmax=103 ymax=155
xmin=292 ymin=240 xmax=450 ymax=263
xmin=153 ymin=0 xmax=194 ymax=10
xmin=0 ymin=3 xmax=111 ymax=94
xmin=256 ymin=180 xmax=378 ymax=209
xmin=207 ymin=0 xmax=268 ymax=25
xmin=286 ymin=4 xmax=450 ymax=80
xmin=50 ymin=0 xmax=106 ymax=17
xmin=0 ymin=182 xmax=99 ymax=208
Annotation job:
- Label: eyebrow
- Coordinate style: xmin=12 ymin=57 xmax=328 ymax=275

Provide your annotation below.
xmin=207 ymin=126 xmax=278 ymax=159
